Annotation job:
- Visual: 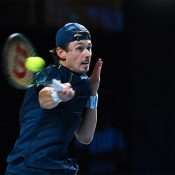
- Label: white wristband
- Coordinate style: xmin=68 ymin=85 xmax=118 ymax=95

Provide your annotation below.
xmin=50 ymin=88 xmax=62 ymax=104
xmin=86 ymin=94 xmax=98 ymax=109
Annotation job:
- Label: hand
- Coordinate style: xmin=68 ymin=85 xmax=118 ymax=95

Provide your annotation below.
xmin=57 ymin=83 xmax=75 ymax=102
xmin=89 ymin=58 xmax=103 ymax=95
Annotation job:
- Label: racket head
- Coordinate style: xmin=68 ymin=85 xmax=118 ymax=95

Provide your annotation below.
xmin=2 ymin=33 xmax=37 ymax=89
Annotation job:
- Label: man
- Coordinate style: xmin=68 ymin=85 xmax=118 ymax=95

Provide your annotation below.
xmin=5 ymin=22 xmax=103 ymax=175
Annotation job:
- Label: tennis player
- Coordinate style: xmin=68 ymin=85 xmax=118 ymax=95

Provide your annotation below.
xmin=5 ymin=22 xmax=103 ymax=175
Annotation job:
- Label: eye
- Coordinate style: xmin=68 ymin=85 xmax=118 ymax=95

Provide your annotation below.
xmin=76 ymin=46 xmax=84 ymax=52
xmin=87 ymin=46 xmax=92 ymax=51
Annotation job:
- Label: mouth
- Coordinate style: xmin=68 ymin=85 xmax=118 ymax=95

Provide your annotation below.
xmin=80 ymin=61 xmax=89 ymax=66
xmin=80 ymin=62 xmax=89 ymax=71
xmin=81 ymin=60 xmax=89 ymax=64
xmin=81 ymin=62 xmax=89 ymax=65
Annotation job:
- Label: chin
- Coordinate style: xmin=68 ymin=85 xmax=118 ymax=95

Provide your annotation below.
xmin=78 ymin=69 xmax=88 ymax=74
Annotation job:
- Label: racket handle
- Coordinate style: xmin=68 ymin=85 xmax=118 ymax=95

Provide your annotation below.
xmin=50 ymin=79 xmax=65 ymax=91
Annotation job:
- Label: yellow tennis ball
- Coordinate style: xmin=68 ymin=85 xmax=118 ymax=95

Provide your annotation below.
xmin=25 ymin=56 xmax=45 ymax=72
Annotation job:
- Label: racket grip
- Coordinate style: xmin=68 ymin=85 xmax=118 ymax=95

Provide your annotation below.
xmin=50 ymin=79 xmax=65 ymax=91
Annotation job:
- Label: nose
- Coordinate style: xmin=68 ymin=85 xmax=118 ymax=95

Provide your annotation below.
xmin=83 ymin=48 xmax=91 ymax=57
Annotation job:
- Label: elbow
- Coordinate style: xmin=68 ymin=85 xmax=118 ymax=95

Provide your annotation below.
xmin=76 ymin=135 xmax=93 ymax=145
xmin=75 ymin=129 xmax=95 ymax=145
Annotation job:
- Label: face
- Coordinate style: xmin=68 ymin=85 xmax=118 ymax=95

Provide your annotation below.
xmin=59 ymin=40 xmax=92 ymax=74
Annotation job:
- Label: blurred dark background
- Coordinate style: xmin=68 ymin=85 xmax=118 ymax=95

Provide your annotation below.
xmin=1 ymin=0 xmax=175 ymax=175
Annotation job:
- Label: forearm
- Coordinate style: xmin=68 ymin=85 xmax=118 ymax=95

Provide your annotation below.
xmin=39 ymin=87 xmax=59 ymax=109
xmin=75 ymin=108 xmax=97 ymax=144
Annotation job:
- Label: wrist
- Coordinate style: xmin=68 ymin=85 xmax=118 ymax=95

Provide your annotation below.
xmin=86 ymin=94 xmax=98 ymax=109
xmin=50 ymin=88 xmax=62 ymax=104
xmin=90 ymin=90 xmax=98 ymax=96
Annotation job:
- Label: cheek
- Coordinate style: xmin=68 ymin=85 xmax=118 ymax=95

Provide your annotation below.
xmin=67 ymin=51 xmax=84 ymax=65
xmin=67 ymin=55 xmax=81 ymax=68
xmin=70 ymin=53 xmax=82 ymax=62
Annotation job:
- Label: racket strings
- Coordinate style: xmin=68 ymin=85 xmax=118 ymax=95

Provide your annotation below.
xmin=3 ymin=33 xmax=37 ymax=89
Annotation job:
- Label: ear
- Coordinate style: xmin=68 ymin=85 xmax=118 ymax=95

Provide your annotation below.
xmin=56 ymin=47 xmax=66 ymax=61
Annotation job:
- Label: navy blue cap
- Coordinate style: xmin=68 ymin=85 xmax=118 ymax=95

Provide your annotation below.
xmin=56 ymin=22 xmax=91 ymax=47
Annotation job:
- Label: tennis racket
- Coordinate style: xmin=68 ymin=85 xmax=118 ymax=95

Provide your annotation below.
xmin=2 ymin=33 xmax=37 ymax=89
xmin=2 ymin=33 xmax=64 ymax=91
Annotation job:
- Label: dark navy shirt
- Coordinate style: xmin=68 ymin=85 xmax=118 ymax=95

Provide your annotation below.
xmin=7 ymin=64 xmax=90 ymax=171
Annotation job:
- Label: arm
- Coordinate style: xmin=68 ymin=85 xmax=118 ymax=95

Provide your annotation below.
xmin=74 ymin=58 xmax=103 ymax=144
xmin=38 ymin=83 xmax=75 ymax=109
